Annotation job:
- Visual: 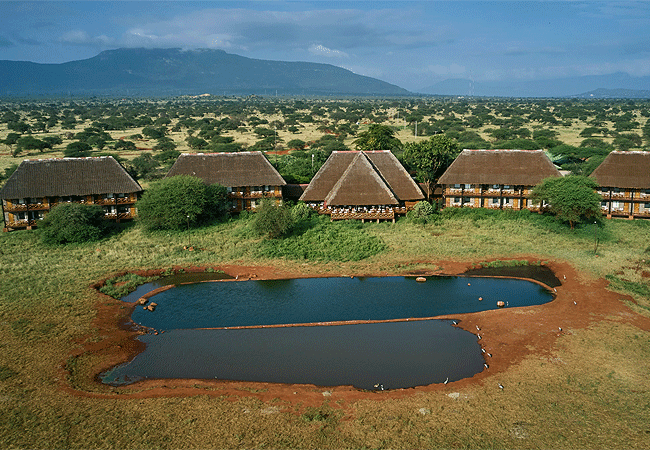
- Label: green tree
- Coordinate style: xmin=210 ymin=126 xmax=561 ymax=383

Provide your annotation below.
xmin=39 ymin=203 xmax=106 ymax=245
xmin=530 ymin=176 xmax=601 ymax=229
xmin=127 ymin=152 xmax=160 ymax=180
xmin=136 ymin=175 xmax=227 ymax=231
xmin=63 ymin=141 xmax=92 ymax=157
xmin=403 ymin=135 xmax=460 ymax=199
xmin=0 ymin=163 xmax=18 ymax=182
xmin=252 ymin=198 xmax=294 ymax=239
xmin=114 ymin=140 xmax=137 ymax=150
xmin=16 ymin=136 xmax=51 ymax=153
xmin=353 ymin=124 xmax=402 ymax=151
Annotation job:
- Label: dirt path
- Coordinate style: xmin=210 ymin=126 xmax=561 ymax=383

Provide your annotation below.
xmin=61 ymin=258 xmax=650 ymax=408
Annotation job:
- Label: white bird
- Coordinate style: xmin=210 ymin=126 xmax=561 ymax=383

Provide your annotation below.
xmin=573 ymin=301 xmax=577 ymax=305
xmin=563 ymin=275 xmax=566 ymax=280
xmin=444 ymin=377 xmax=449 ymax=385
xmin=487 ymin=353 xmax=492 ymax=357
xmin=481 ymin=348 xmax=486 ymax=353
xmin=484 ymin=363 xmax=489 ymax=369
xmin=477 ymin=334 xmax=482 ymax=340
xmin=554 ymin=288 xmax=557 ymax=293
xmin=558 ymin=327 xmax=562 ymax=332
xmin=498 ymin=383 xmax=504 ymax=390
xmin=452 ymin=321 xmax=457 ymax=325
xmin=476 ymin=325 xmax=481 ymax=331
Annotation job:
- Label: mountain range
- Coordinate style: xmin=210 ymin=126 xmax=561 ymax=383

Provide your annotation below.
xmin=418 ymin=73 xmax=650 ymax=98
xmin=0 ymin=48 xmax=409 ymax=97
xmin=0 ymin=47 xmax=648 ymax=98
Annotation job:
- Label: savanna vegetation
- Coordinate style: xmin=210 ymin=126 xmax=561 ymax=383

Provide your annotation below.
xmin=0 ymin=96 xmax=649 ymax=449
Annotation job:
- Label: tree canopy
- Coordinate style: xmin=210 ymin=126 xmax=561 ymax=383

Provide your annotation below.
xmin=402 ymin=135 xmax=460 ymax=198
xmin=136 ymin=175 xmax=228 ymax=231
xmin=530 ymin=175 xmax=602 ymax=229
xmin=353 ymin=124 xmax=402 ymax=151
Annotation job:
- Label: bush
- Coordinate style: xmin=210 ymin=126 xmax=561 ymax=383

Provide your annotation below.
xmin=252 ymin=199 xmax=294 ymax=239
xmin=136 ymin=175 xmax=228 ymax=231
xmin=407 ymin=201 xmax=436 ymax=224
xmin=40 ymin=203 xmax=106 ymax=245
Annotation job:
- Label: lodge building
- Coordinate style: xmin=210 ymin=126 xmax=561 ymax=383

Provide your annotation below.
xmin=165 ymin=151 xmax=286 ymax=212
xmin=437 ymin=149 xmax=562 ymax=211
xmin=0 ymin=156 xmax=142 ymax=232
xmin=299 ymin=150 xmax=424 ymax=222
xmin=589 ymin=151 xmax=650 ymax=219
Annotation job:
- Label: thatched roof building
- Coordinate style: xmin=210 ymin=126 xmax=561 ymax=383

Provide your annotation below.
xmin=437 ymin=149 xmax=561 ymax=186
xmin=300 ymin=151 xmax=423 ymax=206
xmin=165 ymin=152 xmax=286 ymax=188
xmin=589 ymin=151 xmax=650 ymax=189
xmin=0 ymin=156 xmax=141 ymax=199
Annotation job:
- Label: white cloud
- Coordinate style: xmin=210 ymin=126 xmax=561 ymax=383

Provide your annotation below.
xmin=59 ymin=30 xmax=114 ymax=47
xmin=308 ymin=44 xmax=348 ymax=58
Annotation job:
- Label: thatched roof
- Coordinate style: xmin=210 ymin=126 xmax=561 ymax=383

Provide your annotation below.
xmin=166 ymin=152 xmax=286 ymax=187
xmin=589 ymin=151 xmax=650 ymax=189
xmin=0 ymin=156 xmax=141 ymax=199
xmin=324 ymin=152 xmax=399 ymax=206
xmin=300 ymin=151 xmax=423 ymax=205
xmin=437 ymin=149 xmax=561 ymax=185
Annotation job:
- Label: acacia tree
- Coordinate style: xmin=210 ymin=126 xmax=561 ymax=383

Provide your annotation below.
xmin=530 ymin=175 xmax=601 ymax=229
xmin=353 ymin=124 xmax=402 ymax=151
xmin=403 ymin=135 xmax=460 ymax=199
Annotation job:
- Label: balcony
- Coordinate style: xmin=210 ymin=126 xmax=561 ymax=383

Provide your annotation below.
xmin=4 ymin=203 xmax=28 ymax=212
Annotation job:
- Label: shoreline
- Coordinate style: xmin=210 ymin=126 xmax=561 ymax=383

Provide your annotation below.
xmin=59 ymin=257 xmax=650 ymax=407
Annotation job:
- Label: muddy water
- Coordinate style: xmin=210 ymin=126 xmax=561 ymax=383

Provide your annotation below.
xmin=102 ymin=275 xmax=553 ymax=389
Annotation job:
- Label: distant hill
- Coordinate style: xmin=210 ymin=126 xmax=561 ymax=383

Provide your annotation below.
xmin=0 ymin=48 xmax=411 ymax=97
xmin=419 ymin=72 xmax=650 ymax=98
xmin=573 ymin=88 xmax=650 ymax=99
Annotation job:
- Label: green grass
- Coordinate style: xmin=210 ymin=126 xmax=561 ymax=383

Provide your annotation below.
xmin=99 ymin=273 xmax=158 ymax=299
xmin=0 ymin=210 xmax=649 ymax=449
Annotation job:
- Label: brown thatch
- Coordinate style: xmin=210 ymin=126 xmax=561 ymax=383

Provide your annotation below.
xmin=589 ymin=151 xmax=650 ymax=189
xmin=0 ymin=156 xmax=142 ymax=199
xmin=324 ymin=152 xmax=398 ymax=206
xmin=299 ymin=151 xmax=423 ymax=205
xmin=299 ymin=152 xmax=356 ymax=202
xmin=437 ymin=149 xmax=561 ymax=185
xmin=365 ymin=151 xmax=424 ymax=201
xmin=165 ymin=152 xmax=286 ymax=187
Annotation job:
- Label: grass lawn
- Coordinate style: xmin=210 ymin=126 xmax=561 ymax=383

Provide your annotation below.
xmin=0 ymin=211 xmax=649 ymax=449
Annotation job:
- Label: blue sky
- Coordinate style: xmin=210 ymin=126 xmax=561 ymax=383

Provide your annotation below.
xmin=0 ymin=1 xmax=648 ymax=91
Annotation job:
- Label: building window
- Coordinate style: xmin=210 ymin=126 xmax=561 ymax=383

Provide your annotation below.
xmin=453 ymin=197 xmax=461 ymax=204
xmin=490 ymin=198 xmax=499 ymax=205
xmin=17 ymin=198 xmax=26 ymax=204
xmin=464 ymin=184 xmax=472 ymax=190
xmin=503 ymin=198 xmax=513 ymax=205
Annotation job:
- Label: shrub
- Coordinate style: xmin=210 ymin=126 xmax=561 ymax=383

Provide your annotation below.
xmin=252 ymin=199 xmax=294 ymax=239
xmin=136 ymin=175 xmax=228 ymax=231
xmin=39 ymin=203 xmax=106 ymax=245
xmin=407 ymin=201 xmax=436 ymax=224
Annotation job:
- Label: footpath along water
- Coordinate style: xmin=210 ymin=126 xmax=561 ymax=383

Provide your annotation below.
xmin=101 ymin=275 xmax=554 ymax=389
